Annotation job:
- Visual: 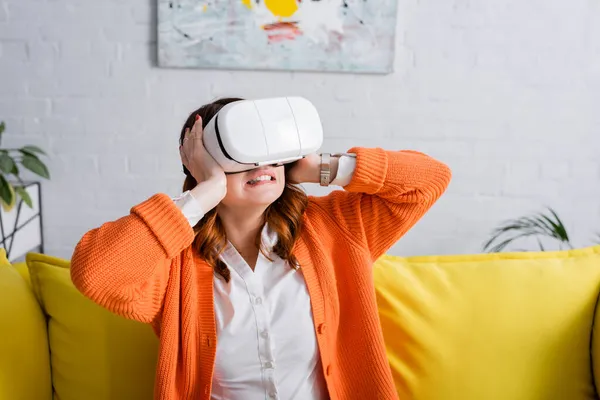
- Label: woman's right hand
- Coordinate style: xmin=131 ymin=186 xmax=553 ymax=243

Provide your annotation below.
xmin=180 ymin=115 xmax=226 ymax=184
xmin=179 ymin=115 xmax=227 ymax=211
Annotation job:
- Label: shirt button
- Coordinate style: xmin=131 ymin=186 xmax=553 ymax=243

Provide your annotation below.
xmin=261 ymin=330 xmax=269 ymax=338
xmin=318 ymin=323 xmax=326 ymax=334
xmin=326 ymin=365 xmax=332 ymax=376
xmin=269 ymin=392 xmax=277 ymax=399
xmin=255 ymin=297 xmax=263 ymax=305
xmin=264 ymin=361 xmax=274 ymax=369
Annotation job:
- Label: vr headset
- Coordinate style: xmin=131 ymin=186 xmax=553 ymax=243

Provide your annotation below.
xmin=202 ymin=97 xmax=323 ymax=174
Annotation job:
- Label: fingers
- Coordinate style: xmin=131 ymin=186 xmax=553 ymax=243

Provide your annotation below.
xmin=179 ymin=145 xmax=188 ymax=165
xmin=189 ymin=114 xmax=203 ymax=140
xmin=183 ymin=127 xmax=191 ymax=143
xmin=181 ymin=115 xmax=203 ymax=170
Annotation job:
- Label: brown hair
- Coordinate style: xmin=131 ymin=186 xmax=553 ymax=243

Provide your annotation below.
xmin=178 ymin=98 xmax=308 ymax=282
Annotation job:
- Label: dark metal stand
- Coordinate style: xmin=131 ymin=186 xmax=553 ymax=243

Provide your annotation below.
xmin=0 ymin=181 xmax=44 ymax=260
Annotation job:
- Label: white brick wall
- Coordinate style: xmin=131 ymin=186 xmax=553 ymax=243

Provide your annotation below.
xmin=1 ymin=0 xmax=599 ymax=259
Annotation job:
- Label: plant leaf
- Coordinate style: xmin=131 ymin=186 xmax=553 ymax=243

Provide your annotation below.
xmin=536 ymin=237 xmax=545 ymax=251
xmin=15 ymin=186 xmax=33 ymax=208
xmin=0 ymin=122 xmax=4 ymax=148
xmin=532 ymin=210 xmax=572 ymax=248
xmin=539 ymin=214 xmax=562 ymax=238
xmin=483 ymin=208 xmax=572 ymax=253
xmin=522 ymin=216 xmax=552 ymax=236
xmin=0 ymin=153 xmax=16 ymax=175
xmin=0 ymin=174 xmax=14 ymax=206
xmin=487 ymin=237 xmax=517 ymax=253
xmin=21 ymin=154 xmax=50 ymax=179
xmin=547 ymin=208 xmax=571 ymax=243
xmin=483 ymin=215 xmax=540 ymax=252
xmin=484 ymin=230 xmax=540 ymax=253
xmin=20 ymin=145 xmax=46 ymax=156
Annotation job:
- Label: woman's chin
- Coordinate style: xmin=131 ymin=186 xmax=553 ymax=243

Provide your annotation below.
xmin=223 ymin=185 xmax=284 ymax=209
xmin=245 ymin=190 xmax=282 ymax=207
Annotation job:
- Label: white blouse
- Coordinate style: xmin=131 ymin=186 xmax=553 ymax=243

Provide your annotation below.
xmin=173 ymin=157 xmax=356 ymax=400
xmin=211 ymin=226 xmax=328 ymax=400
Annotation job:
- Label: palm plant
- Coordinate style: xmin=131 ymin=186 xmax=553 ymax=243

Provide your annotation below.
xmin=483 ymin=207 xmax=574 ymax=253
xmin=0 ymin=121 xmax=50 ymax=211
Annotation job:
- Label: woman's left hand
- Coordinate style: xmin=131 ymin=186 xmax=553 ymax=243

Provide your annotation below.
xmin=286 ymin=153 xmax=321 ymax=184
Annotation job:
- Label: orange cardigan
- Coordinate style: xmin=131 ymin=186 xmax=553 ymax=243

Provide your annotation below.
xmin=71 ymin=147 xmax=451 ymax=400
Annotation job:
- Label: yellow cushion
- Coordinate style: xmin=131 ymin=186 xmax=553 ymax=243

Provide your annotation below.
xmin=375 ymin=245 xmax=600 ymax=400
xmin=12 ymin=261 xmax=31 ymax=287
xmin=26 ymin=253 xmax=159 ymax=400
xmin=0 ymin=249 xmax=52 ymax=400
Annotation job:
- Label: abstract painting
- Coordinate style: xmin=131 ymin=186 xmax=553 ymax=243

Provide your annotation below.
xmin=157 ymin=0 xmax=398 ymax=73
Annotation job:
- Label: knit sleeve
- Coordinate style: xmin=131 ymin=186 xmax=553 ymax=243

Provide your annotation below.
xmin=308 ymin=147 xmax=451 ymax=261
xmin=70 ymin=193 xmax=195 ymax=323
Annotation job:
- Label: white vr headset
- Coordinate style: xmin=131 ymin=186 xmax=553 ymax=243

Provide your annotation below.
xmin=202 ymin=97 xmax=323 ymax=174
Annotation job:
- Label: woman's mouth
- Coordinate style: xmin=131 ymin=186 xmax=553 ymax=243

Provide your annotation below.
xmin=246 ymin=175 xmax=276 ymax=187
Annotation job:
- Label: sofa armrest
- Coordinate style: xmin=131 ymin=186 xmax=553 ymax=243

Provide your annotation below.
xmin=0 ymin=254 xmax=52 ymax=400
xmin=592 ymin=291 xmax=600 ymax=390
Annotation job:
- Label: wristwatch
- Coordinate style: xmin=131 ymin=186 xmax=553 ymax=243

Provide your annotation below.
xmin=320 ymin=152 xmax=357 ymax=187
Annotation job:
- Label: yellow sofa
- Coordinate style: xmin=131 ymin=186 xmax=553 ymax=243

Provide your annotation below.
xmin=2 ymin=246 xmax=600 ymax=400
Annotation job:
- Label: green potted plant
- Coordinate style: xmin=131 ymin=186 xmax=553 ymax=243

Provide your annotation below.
xmin=0 ymin=121 xmax=50 ymax=211
xmin=483 ymin=207 xmax=598 ymax=252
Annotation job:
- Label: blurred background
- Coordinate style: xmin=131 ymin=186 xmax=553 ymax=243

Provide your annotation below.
xmin=0 ymin=0 xmax=599 ymax=260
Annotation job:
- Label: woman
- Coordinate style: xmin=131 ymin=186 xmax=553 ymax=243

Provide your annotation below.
xmin=71 ymin=97 xmax=452 ymax=400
